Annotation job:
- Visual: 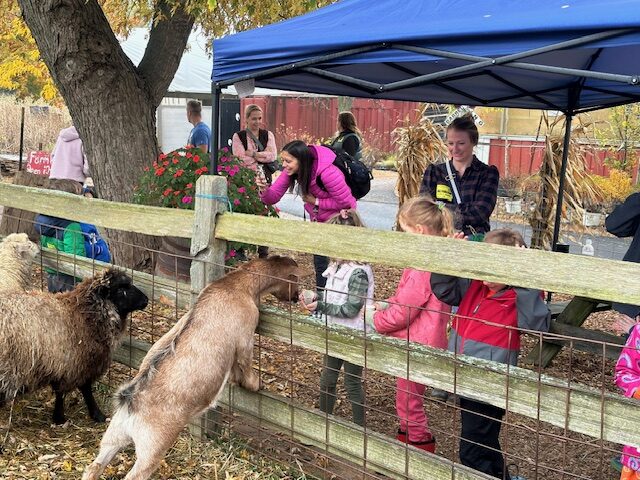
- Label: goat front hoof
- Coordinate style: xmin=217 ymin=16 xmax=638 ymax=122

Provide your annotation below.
xmin=90 ymin=409 xmax=107 ymax=423
xmin=52 ymin=414 xmax=66 ymax=425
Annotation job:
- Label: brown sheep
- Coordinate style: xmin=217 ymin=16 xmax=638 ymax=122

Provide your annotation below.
xmin=83 ymin=256 xmax=300 ymax=480
xmin=0 ymin=268 xmax=148 ymax=424
xmin=0 ymin=233 xmax=39 ymax=293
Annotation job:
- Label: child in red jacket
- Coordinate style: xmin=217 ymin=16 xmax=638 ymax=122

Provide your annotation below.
xmin=431 ymin=229 xmax=550 ymax=479
xmin=371 ymin=196 xmax=453 ymax=453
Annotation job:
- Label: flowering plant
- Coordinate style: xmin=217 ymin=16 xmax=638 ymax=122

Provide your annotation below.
xmin=135 ymin=146 xmax=279 ymax=262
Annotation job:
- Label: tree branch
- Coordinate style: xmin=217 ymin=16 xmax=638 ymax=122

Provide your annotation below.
xmin=138 ymin=0 xmax=196 ymax=107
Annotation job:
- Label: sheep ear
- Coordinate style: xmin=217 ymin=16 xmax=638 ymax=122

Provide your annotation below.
xmin=16 ymin=243 xmax=36 ymax=258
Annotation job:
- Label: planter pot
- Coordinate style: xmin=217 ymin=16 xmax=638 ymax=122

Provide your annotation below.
xmin=582 ymin=211 xmax=604 ymax=227
xmin=504 ymin=199 xmax=522 ymax=214
xmin=155 ymin=236 xmax=192 ymax=282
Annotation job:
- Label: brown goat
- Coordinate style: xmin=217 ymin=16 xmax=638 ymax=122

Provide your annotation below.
xmin=83 ymin=256 xmax=300 ymax=480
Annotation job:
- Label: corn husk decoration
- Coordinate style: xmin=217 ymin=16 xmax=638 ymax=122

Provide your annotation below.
xmin=529 ymin=114 xmax=602 ymax=250
xmin=392 ymin=105 xmax=448 ymax=209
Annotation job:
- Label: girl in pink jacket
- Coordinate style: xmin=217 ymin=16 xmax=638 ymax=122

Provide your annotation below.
xmin=259 ymin=140 xmax=356 ymax=293
xmin=615 ymin=322 xmax=640 ymax=479
xmin=372 ymin=196 xmax=453 ymax=453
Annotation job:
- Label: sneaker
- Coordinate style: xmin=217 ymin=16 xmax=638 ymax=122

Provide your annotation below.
xmin=409 ymin=436 xmax=436 ymax=454
xmin=395 ymin=429 xmax=407 ymax=443
xmin=430 ymin=388 xmax=450 ymax=401
xmin=611 ymin=456 xmax=623 ymax=473
xmin=507 ymin=463 xmax=527 ymax=480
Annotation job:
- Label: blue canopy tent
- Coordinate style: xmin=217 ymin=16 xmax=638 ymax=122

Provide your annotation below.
xmin=211 ymin=0 xmax=640 ymax=248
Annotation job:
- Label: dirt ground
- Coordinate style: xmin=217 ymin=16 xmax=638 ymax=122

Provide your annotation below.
xmin=0 ymin=196 xmax=627 ymax=479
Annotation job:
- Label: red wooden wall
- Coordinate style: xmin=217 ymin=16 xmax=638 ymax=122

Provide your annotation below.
xmin=488 ymin=138 xmax=639 ymax=180
xmin=240 ymin=97 xmax=422 ymax=152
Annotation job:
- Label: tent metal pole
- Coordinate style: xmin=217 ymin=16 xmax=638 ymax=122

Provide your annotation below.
xmin=211 ymin=84 xmax=221 ymax=175
xmin=302 ymin=67 xmax=381 ymax=92
xmin=383 ymin=54 xmax=638 ymax=93
xmin=216 ymin=44 xmax=384 ymax=87
xmin=551 ymin=113 xmax=573 ymax=251
xmin=393 ymin=28 xmax=634 ymax=68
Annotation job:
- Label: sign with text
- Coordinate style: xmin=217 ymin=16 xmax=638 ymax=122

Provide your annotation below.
xmin=444 ymin=105 xmax=484 ymax=127
xmin=26 ymin=151 xmax=52 ymax=176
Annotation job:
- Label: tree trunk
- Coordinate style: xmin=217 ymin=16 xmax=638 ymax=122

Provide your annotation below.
xmin=18 ymin=0 xmax=195 ymax=269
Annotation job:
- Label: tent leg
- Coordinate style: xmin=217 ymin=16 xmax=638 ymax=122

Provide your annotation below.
xmin=551 ymin=113 xmax=573 ymax=251
xmin=210 ymin=85 xmax=221 ymax=175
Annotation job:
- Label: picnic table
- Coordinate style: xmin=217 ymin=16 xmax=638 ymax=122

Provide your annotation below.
xmin=525 ymin=297 xmax=625 ymax=367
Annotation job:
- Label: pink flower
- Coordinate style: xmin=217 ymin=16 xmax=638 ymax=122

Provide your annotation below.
xmin=228 ymin=169 xmax=236 ymax=177
xmin=238 ymin=187 xmax=246 ymax=194
xmin=182 ymin=196 xmax=193 ymax=204
xmin=229 ymin=249 xmax=236 ymax=257
xmin=222 ymin=147 xmax=229 ymax=153
xmin=233 ymin=199 xmax=241 ymax=206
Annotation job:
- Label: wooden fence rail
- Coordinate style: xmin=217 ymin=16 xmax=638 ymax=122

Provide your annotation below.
xmin=2 ymin=182 xmax=640 ymax=306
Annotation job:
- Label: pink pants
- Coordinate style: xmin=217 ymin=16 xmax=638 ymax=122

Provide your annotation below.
xmin=396 ymin=377 xmax=431 ymax=442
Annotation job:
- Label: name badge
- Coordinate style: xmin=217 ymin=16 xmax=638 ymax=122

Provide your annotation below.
xmin=436 ymin=184 xmax=453 ymax=202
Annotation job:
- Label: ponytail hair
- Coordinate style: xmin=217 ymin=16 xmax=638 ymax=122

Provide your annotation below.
xmin=398 ymin=195 xmax=454 ymax=237
xmin=325 ymin=209 xmax=365 ymax=228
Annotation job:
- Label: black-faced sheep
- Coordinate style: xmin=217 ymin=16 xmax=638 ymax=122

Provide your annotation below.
xmin=83 ymin=256 xmax=300 ymax=480
xmin=0 ymin=268 xmax=148 ymax=424
xmin=0 ymin=233 xmax=40 ymax=293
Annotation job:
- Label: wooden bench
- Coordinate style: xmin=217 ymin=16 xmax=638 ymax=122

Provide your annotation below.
xmin=525 ymin=297 xmax=619 ymax=367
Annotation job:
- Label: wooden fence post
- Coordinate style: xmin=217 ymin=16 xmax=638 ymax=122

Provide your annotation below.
xmin=189 ymin=175 xmax=227 ymax=304
xmin=188 ymin=174 xmax=228 ymax=439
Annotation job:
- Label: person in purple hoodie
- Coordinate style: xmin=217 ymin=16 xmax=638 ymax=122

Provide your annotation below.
xmin=49 ymin=125 xmax=89 ymax=185
xmin=257 ymin=140 xmax=356 ymax=293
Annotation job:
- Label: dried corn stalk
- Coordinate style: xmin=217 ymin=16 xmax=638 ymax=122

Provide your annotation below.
xmin=393 ymin=105 xmax=448 ymax=208
xmin=530 ymin=114 xmax=602 ymax=250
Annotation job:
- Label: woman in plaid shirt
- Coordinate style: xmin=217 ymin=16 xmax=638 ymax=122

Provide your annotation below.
xmin=420 ymin=114 xmax=499 ymax=237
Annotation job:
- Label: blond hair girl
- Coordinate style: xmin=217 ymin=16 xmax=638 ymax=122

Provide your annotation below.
xmin=370 ymin=195 xmax=453 ymax=453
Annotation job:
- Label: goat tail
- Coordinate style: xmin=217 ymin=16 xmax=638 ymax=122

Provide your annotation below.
xmin=114 ymin=379 xmax=137 ymax=411
xmin=114 ymin=309 xmax=196 ymax=412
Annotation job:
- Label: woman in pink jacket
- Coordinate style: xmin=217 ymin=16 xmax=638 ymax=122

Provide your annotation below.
xmin=372 ymin=196 xmax=453 ymax=453
xmin=258 ymin=140 xmax=356 ymax=292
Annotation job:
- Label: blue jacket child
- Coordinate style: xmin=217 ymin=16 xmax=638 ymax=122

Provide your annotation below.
xmin=35 ymin=214 xmax=112 ymax=293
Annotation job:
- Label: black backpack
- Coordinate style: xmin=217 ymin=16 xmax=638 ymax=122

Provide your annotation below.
xmin=317 ymin=150 xmax=373 ymax=200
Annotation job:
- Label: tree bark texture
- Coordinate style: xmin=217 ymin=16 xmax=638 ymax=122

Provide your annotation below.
xmin=17 ymin=0 xmax=195 ymax=268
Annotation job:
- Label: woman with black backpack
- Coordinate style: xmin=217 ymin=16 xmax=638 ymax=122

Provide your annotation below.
xmin=330 ymin=111 xmax=363 ymax=160
xmin=257 ymin=140 xmax=356 ymax=295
